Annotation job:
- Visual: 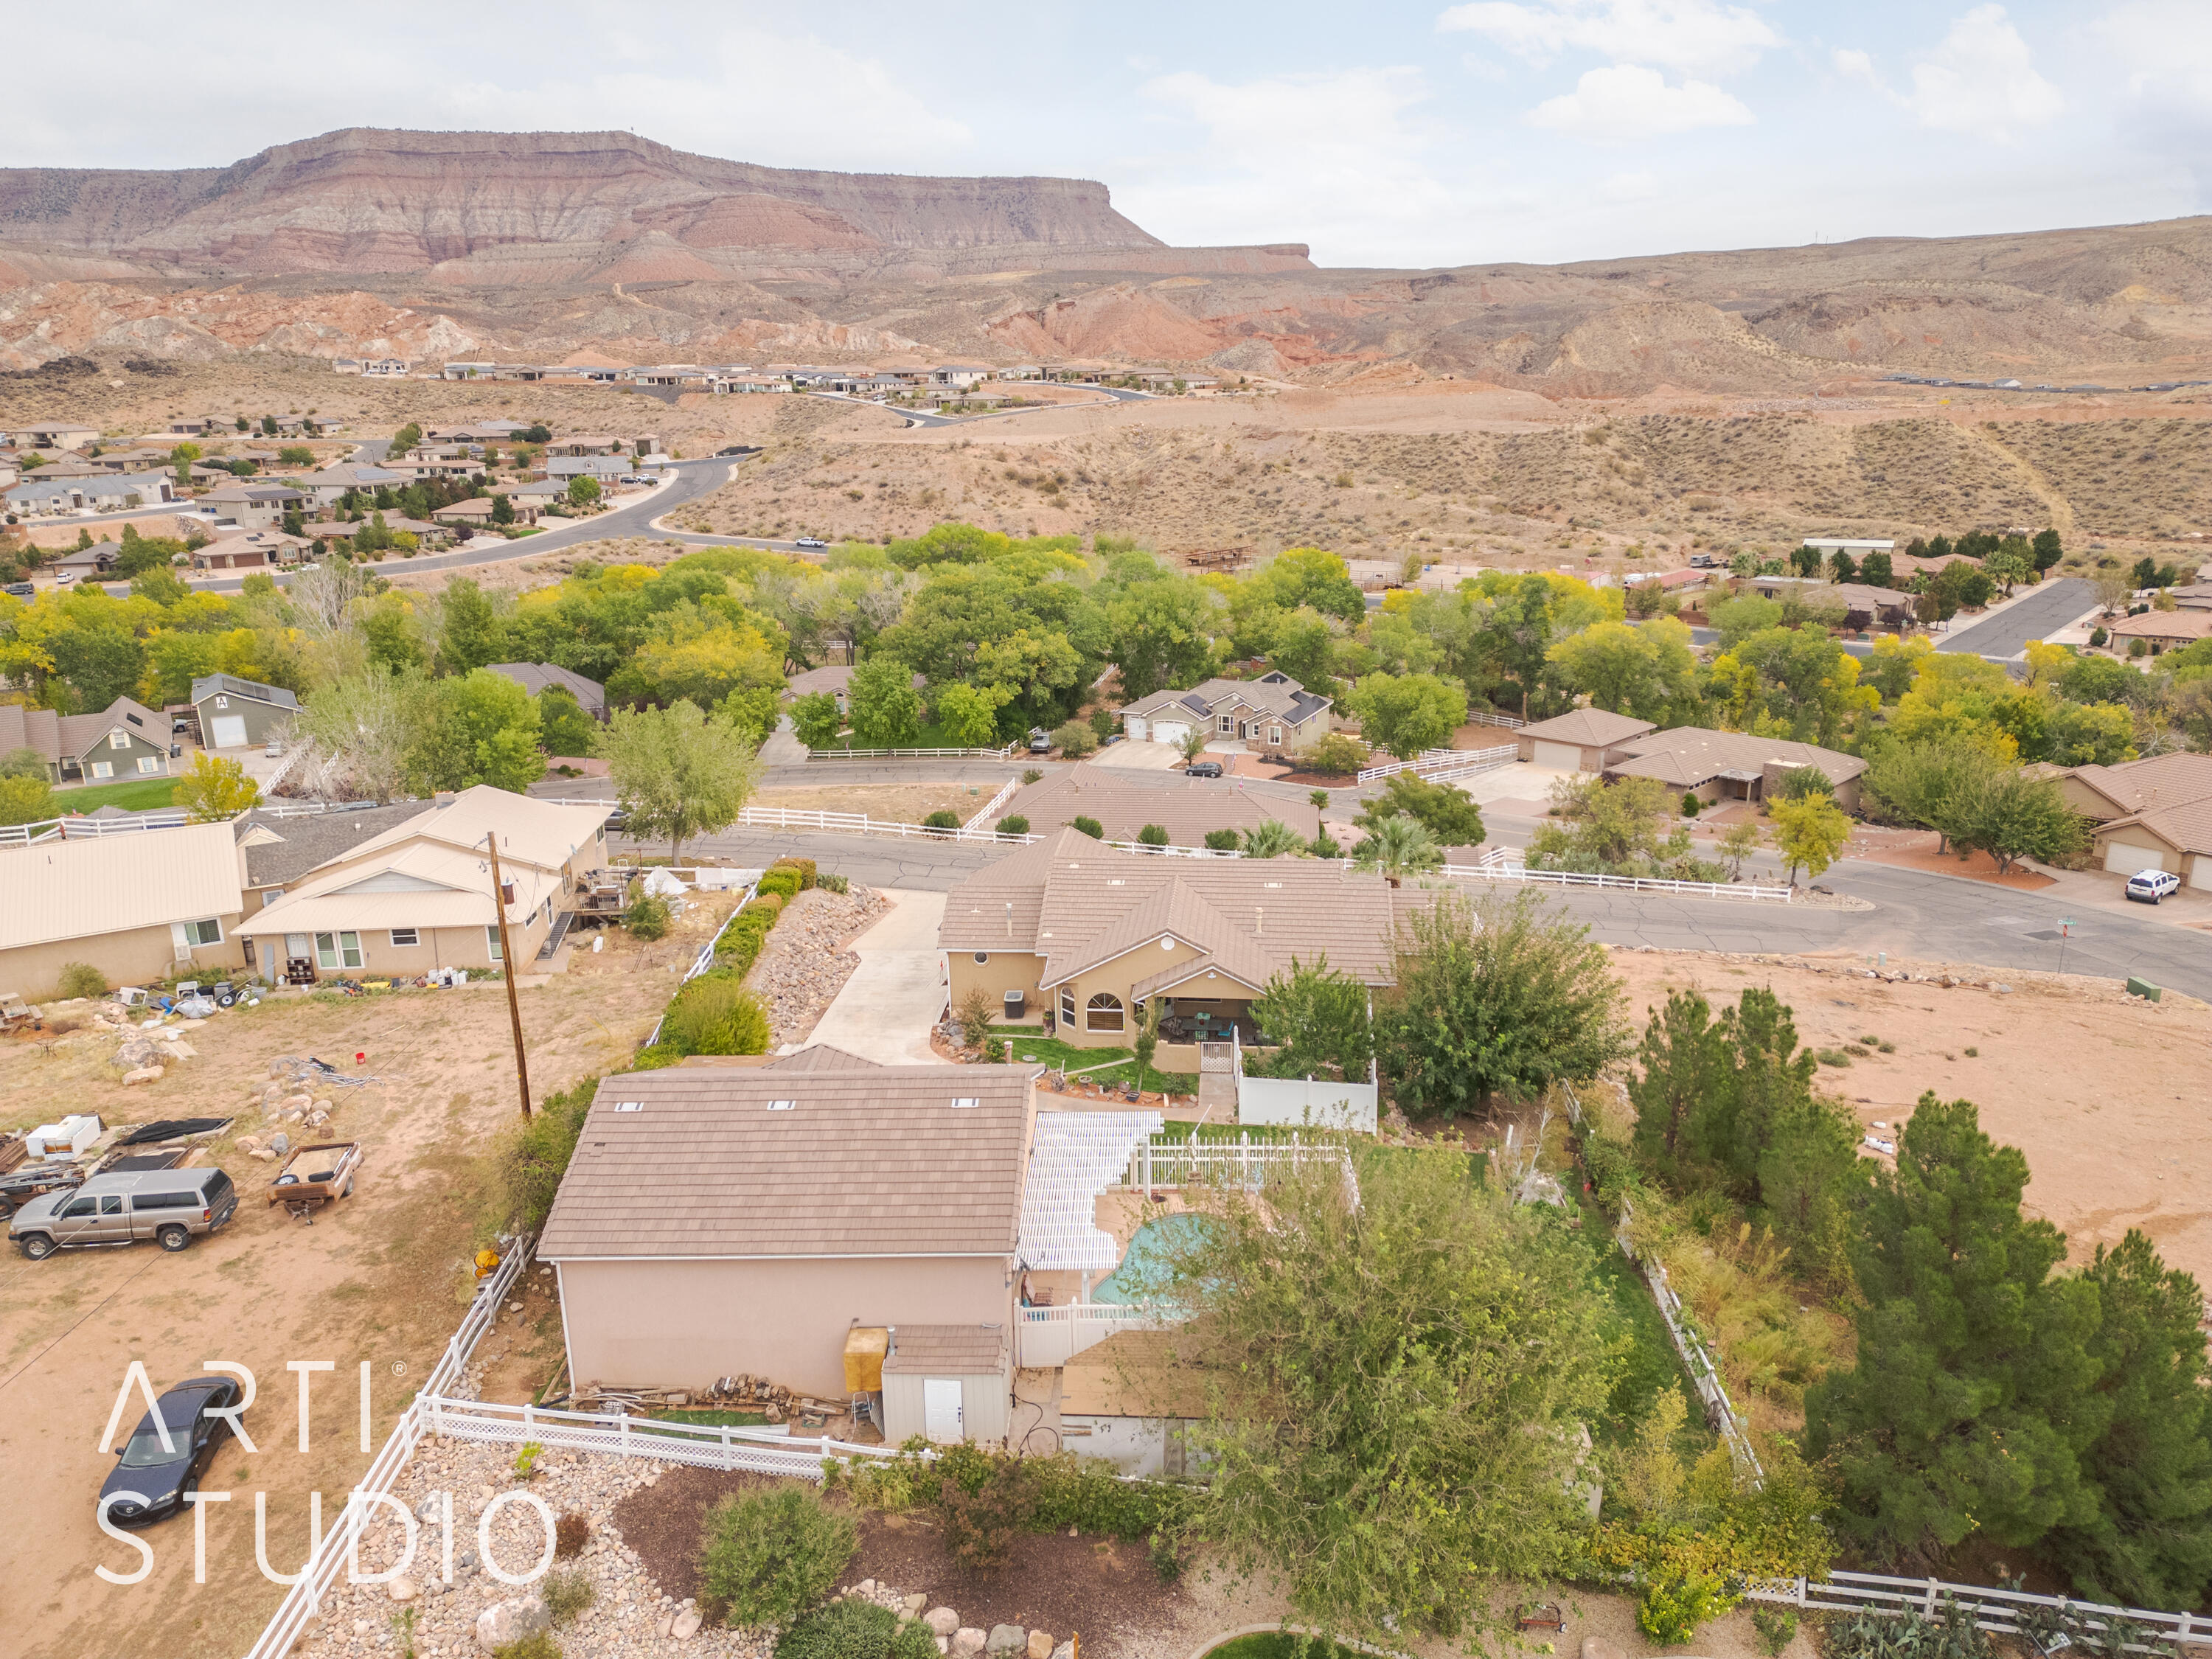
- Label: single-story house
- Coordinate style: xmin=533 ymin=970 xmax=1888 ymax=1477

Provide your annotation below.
xmin=939 ymin=828 xmax=1413 ymax=1072
xmin=783 ymin=663 xmax=922 ymax=714
xmin=544 ymin=456 xmax=630 ymax=482
xmin=2164 ymin=582 xmax=2212 ymax=612
xmin=295 ymin=463 xmax=406 ymax=509
xmin=507 ymin=479 xmax=568 ymax=508
xmin=0 ymin=819 xmax=247 ymax=996
xmin=542 ymin=435 xmax=631 ymax=457
xmin=193 ymin=530 xmax=310 ymax=571
xmin=431 ymin=497 xmax=540 ymax=529
xmin=194 ymin=484 xmax=305 ymax=529
xmin=192 ymin=674 xmax=299 ymax=749
xmin=54 ymin=541 xmax=123 ymax=579
xmin=2106 ymin=611 xmax=2212 ymax=653
xmin=237 ymin=785 xmax=614 ymax=978
xmin=0 ymin=696 xmax=170 ymax=786
xmin=7 ymin=470 xmax=175 ymax=516
xmin=2057 ymin=754 xmax=2212 ymax=886
xmin=1119 ymin=671 xmax=1335 ymax=756
xmin=1516 ymin=709 xmax=1658 ymax=773
xmin=90 ymin=448 xmax=176 ymax=473
xmin=1737 ymin=576 xmax=1918 ymax=630
xmin=1604 ymin=728 xmax=1867 ymax=811
xmin=996 ymin=762 xmax=1320 ymax=847
xmin=234 ymin=802 xmax=428 ymax=915
xmin=536 ymin=1051 xmax=1034 ymax=1433
xmin=486 ymin=662 xmax=608 ymax=720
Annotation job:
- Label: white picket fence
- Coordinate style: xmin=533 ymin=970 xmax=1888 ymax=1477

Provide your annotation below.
xmin=734 ymin=804 xmax=1038 ymax=846
xmin=806 ymin=743 xmax=1018 ymax=761
xmin=1742 ymin=1571 xmax=2212 ymax=1650
xmin=1357 ymin=747 xmax=1462 ymax=782
xmin=962 ymin=775 xmax=1023 ymax=832
xmin=1356 ymin=741 xmax=1517 ymax=784
xmin=0 ymin=795 xmax=378 ymax=848
xmin=1438 ymin=856 xmax=1793 ymax=903
xmin=1614 ymin=1193 xmax=1764 ymax=1483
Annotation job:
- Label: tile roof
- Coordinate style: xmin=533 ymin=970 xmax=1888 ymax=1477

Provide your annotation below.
xmin=2068 ymin=754 xmax=2212 ymax=818
xmin=1518 ymin=708 xmax=1658 ymax=748
xmin=1120 ymin=672 xmax=1329 ymax=723
xmin=939 ymin=829 xmax=1407 ymax=990
xmin=0 ymin=821 xmax=243 ymax=950
xmin=2107 ymin=611 xmax=2212 ymax=641
xmin=882 ymin=1325 xmax=1007 ymax=1375
xmin=2101 ymin=797 xmax=2212 ymax=857
xmin=1608 ymin=727 xmax=1866 ymax=788
xmin=1001 ymin=764 xmax=1319 ymax=846
xmin=536 ymin=1065 xmax=1035 ymax=1261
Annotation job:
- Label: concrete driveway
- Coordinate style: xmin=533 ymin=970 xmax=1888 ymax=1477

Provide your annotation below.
xmin=801 ymin=888 xmax=950 ymax=1063
xmin=1090 ymin=740 xmax=1186 ymax=772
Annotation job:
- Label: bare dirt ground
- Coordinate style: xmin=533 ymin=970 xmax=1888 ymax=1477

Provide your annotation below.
xmin=754 ymin=782 xmax=1014 ymax=821
xmin=1607 ymin=949 xmax=2212 ymax=1290
xmin=0 ymin=892 xmax=740 ymax=1659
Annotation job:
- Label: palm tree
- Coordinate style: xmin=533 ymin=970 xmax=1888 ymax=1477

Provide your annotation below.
xmin=1239 ymin=818 xmax=1305 ymax=859
xmin=1352 ymin=813 xmax=1442 ymax=886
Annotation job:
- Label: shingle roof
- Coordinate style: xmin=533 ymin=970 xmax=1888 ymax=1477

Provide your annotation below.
xmin=1001 ymin=764 xmax=1319 ymax=846
xmin=536 ymin=1066 xmax=1035 ymax=1261
xmin=0 ymin=702 xmax=62 ymax=762
xmin=882 ymin=1325 xmax=1006 ymax=1375
xmin=334 ymin=785 xmax=610 ymax=873
xmin=191 ymin=674 xmax=299 ymax=710
xmin=56 ymin=696 xmax=162 ymax=759
xmin=1120 ymin=672 xmax=1329 ymax=723
xmin=1608 ymin=728 xmax=1866 ymax=788
xmin=1519 ymin=708 xmax=1658 ymax=748
xmin=237 ymin=803 xmax=427 ymax=887
xmin=940 ymin=829 xmax=1406 ymax=990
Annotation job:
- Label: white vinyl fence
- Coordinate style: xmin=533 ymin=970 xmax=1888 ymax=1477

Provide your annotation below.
xmin=1013 ymin=1301 xmax=1171 ymax=1368
xmin=1357 ymin=742 xmax=1517 ymax=784
xmin=1237 ymin=1076 xmax=1379 ymax=1134
xmin=1439 ymin=855 xmax=1793 ymax=903
xmin=420 ymin=1396 xmax=911 ymax=1481
xmin=642 ymin=873 xmax=764 ymax=1047
xmin=0 ymin=795 xmax=366 ymax=849
xmin=1742 ymin=1571 xmax=2212 ymax=1651
xmin=963 ymin=775 xmax=1023 ymax=831
xmin=806 ymin=743 xmax=1017 ymax=762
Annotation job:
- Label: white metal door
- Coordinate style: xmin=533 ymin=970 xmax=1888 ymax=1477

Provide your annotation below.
xmin=1531 ymin=740 xmax=1583 ymax=772
xmin=2103 ymin=841 xmax=2147 ymax=875
xmin=209 ymin=715 xmax=248 ymax=748
xmin=922 ymin=1378 xmax=964 ymax=1442
xmin=1152 ymin=721 xmax=1189 ymax=746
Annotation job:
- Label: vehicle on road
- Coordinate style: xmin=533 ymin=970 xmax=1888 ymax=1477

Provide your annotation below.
xmin=1186 ymin=759 xmax=1224 ymax=779
xmin=100 ymin=1375 xmax=244 ymax=1526
xmin=2126 ymin=869 xmax=2181 ymax=904
xmin=1027 ymin=728 xmax=1054 ymax=754
xmin=10 ymin=1166 xmax=238 ymax=1259
xmin=795 ymin=536 xmax=830 ymax=550
xmin=1 ymin=582 xmax=31 ymax=597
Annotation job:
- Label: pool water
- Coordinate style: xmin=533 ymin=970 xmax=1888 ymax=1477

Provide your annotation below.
xmin=1091 ymin=1213 xmax=1209 ymax=1304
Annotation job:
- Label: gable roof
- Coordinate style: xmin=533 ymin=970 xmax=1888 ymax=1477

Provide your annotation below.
xmin=327 ymin=784 xmax=611 ymax=873
xmin=1120 ymin=672 xmax=1330 ymax=725
xmin=191 ymin=674 xmax=299 ymax=711
xmin=1608 ymin=727 xmax=1866 ymax=789
xmin=940 ymin=829 xmax=1408 ymax=990
xmin=0 ymin=821 xmax=243 ymax=950
xmin=55 ymin=696 xmax=163 ymax=759
xmin=2067 ymin=754 xmax=2212 ymax=821
xmin=238 ymin=835 xmax=562 ymax=938
xmin=536 ymin=1065 xmax=1035 ymax=1261
xmin=484 ymin=662 xmax=606 ymax=712
xmin=2101 ymin=797 xmax=2212 ymax=858
xmin=1001 ymin=763 xmax=1320 ymax=846
xmin=236 ymin=802 xmax=428 ymax=888
xmin=1518 ymin=708 xmax=1657 ymax=748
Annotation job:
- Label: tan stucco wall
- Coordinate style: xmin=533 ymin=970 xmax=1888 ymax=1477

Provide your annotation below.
xmin=2096 ymin=824 xmax=2183 ymax=875
xmin=242 ymin=911 xmax=550 ymax=977
xmin=945 ymin=951 xmax=1045 ymax=1014
xmin=1051 ymin=938 xmax=1208 ymax=1047
xmin=554 ymin=1255 xmax=1014 ymax=1397
xmin=2057 ymin=775 xmax=2124 ymax=819
xmin=1 ymin=918 xmax=246 ymax=999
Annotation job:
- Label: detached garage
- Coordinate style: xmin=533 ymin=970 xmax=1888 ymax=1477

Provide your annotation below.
xmin=191 ymin=673 xmax=299 ymax=750
xmin=1515 ymin=708 xmax=1658 ymax=773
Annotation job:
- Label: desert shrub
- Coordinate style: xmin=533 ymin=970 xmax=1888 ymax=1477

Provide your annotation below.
xmin=542 ymin=1566 xmax=595 ymax=1627
xmin=493 ymin=1635 xmax=561 ymax=1659
xmin=1138 ymin=824 xmax=1169 ymax=846
xmin=939 ymin=1459 xmax=1032 ymax=1576
xmin=664 ymin=973 xmax=771 ymax=1057
xmin=922 ymin=810 xmax=961 ymax=830
xmin=776 ymin=1597 xmax=939 ymax=1659
xmin=698 ymin=1487 xmax=855 ymax=1629
xmin=625 ymin=882 xmax=670 ymax=940
xmin=771 ymin=857 xmax=817 ymax=890
xmin=55 ymin=961 xmax=107 ymax=1000
xmin=1071 ymin=815 xmax=1103 ymax=839
xmin=956 ymin=987 xmax=997 ymax=1049
xmin=1053 ymin=720 xmax=1097 ymax=758
xmin=1021 ymin=768 xmax=1043 ymax=784
xmin=757 ymin=868 xmax=801 ymax=900
xmin=630 ymin=1043 xmax=684 ymax=1071
xmin=1304 ymin=732 xmax=1371 ymax=776
xmin=1203 ymin=829 xmax=1239 ymax=850
xmin=554 ymin=1511 xmax=589 ymax=1559
xmin=489 ymin=1077 xmax=598 ymax=1234
xmin=995 ymin=815 xmax=1029 ymax=835
xmin=818 ymin=872 xmax=849 ymax=894
xmin=2088 ymin=626 xmax=2108 ymax=648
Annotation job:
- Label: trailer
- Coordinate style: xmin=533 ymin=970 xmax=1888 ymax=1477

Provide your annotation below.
xmin=268 ymin=1141 xmax=362 ymax=1223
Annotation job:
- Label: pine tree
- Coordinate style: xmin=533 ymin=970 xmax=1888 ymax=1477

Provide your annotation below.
xmin=1806 ymin=1094 xmax=2102 ymax=1557
xmin=2045 ymin=1231 xmax=2212 ymax=1609
xmin=1627 ymin=989 xmax=1730 ymax=1180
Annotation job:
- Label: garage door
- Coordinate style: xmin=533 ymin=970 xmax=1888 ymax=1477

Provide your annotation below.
xmin=1152 ymin=721 xmax=1190 ymax=746
xmin=922 ymin=1378 xmax=964 ymax=1442
xmin=1531 ymin=740 xmax=1583 ymax=772
xmin=2103 ymin=841 xmax=2162 ymax=876
xmin=209 ymin=715 xmax=248 ymax=748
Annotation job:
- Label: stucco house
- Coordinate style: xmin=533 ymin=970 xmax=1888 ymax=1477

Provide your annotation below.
xmin=0 ymin=696 xmax=170 ymax=785
xmin=0 ymin=820 xmax=246 ymax=995
xmin=1603 ymin=728 xmax=1867 ymax=811
xmin=2106 ymin=611 xmax=2212 ymax=653
xmin=995 ymin=763 xmax=1320 ymax=847
xmin=1515 ymin=708 xmax=1658 ymax=773
xmin=2059 ymin=753 xmax=2212 ymax=887
xmin=1118 ymin=671 xmax=1334 ymax=756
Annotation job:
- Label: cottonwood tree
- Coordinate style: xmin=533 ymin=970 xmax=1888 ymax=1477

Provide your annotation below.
xmin=599 ymin=699 xmax=763 ymax=863
xmin=409 ymin=668 xmax=546 ymax=793
xmin=1349 ymin=671 xmax=1468 ymax=759
xmin=1954 ymin=767 xmax=2089 ymax=876
xmin=1376 ymin=888 xmax=1629 ymax=1118
xmin=174 ymin=751 xmax=261 ymax=822
xmin=846 ymin=656 xmax=922 ymax=748
xmin=1163 ymin=1150 xmax=1612 ymax=1646
xmin=788 ymin=692 xmax=844 ymax=750
xmin=293 ymin=664 xmax=417 ymax=802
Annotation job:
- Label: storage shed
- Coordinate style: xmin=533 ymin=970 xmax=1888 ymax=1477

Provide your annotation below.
xmin=191 ymin=674 xmax=299 ymax=750
xmin=881 ymin=1325 xmax=1011 ymax=1446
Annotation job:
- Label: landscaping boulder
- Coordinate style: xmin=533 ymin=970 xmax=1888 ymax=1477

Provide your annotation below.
xmin=280 ymin=1093 xmax=313 ymax=1115
xmin=475 ymin=1595 xmax=549 ymax=1652
xmin=987 ymin=1626 xmax=1027 ymax=1655
xmin=116 ymin=1036 xmax=161 ymax=1068
xmin=387 ymin=1575 xmax=418 ymax=1602
xmin=122 ymin=1065 xmax=164 ymax=1086
xmin=672 ymin=1608 xmax=702 ymax=1639
xmin=248 ymin=1149 xmax=276 ymax=1161
xmin=1028 ymin=1632 xmax=1055 ymax=1659
xmin=905 ymin=1594 xmax=928 ymax=1615
xmin=925 ymin=1609 xmax=961 ymax=1638
xmin=953 ymin=1629 xmax=987 ymax=1658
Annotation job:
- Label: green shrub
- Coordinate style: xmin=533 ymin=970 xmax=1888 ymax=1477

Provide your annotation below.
xmin=55 ymin=961 xmax=107 ymax=1000
xmin=1304 ymin=732 xmax=1370 ymax=776
xmin=771 ymin=857 xmax=818 ymax=890
xmin=1053 ymin=720 xmax=1097 ymax=758
xmin=1636 ymin=1571 xmax=1734 ymax=1644
xmin=1021 ymin=768 xmax=1043 ymax=785
xmin=1138 ymin=824 xmax=1169 ymax=846
xmin=757 ymin=868 xmax=801 ymax=900
xmin=939 ymin=1461 xmax=1030 ymax=1576
xmin=493 ymin=1635 xmax=561 ymax=1659
xmin=2088 ymin=626 xmax=2108 ymax=648
xmin=664 ymin=972 xmax=771 ymax=1057
xmin=995 ymin=815 xmax=1030 ymax=835
xmin=1071 ymin=815 xmax=1103 ymax=839
xmin=1752 ymin=1604 xmax=1798 ymax=1656
xmin=1203 ymin=829 xmax=1239 ymax=850
xmin=542 ymin=1566 xmax=595 ymax=1627
xmin=631 ymin=1043 xmax=684 ymax=1071
xmin=1088 ymin=706 xmax=1118 ymax=741
xmin=490 ymin=1077 xmax=598 ymax=1233
xmin=776 ymin=1597 xmax=938 ymax=1659
xmin=922 ymin=810 xmax=961 ymax=830
xmin=625 ymin=882 xmax=670 ymax=940
xmin=742 ymin=894 xmax=785 ymax=921
xmin=699 ymin=1487 xmax=855 ymax=1629
xmin=818 ymin=872 xmax=849 ymax=894
xmin=1682 ymin=792 xmax=1703 ymax=818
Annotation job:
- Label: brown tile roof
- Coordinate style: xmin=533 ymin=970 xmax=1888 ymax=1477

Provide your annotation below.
xmin=939 ymin=829 xmax=1405 ymax=990
xmin=2069 ymin=754 xmax=2212 ymax=819
xmin=2107 ymin=611 xmax=2212 ymax=642
xmin=1002 ymin=764 xmax=1319 ymax=846
xmin=2101 ymin=797 xmax=2212 ymax=858
xmin=882 ymin=1324 xmax=1006 ymax=1375
xmin=1609 ymin=727 xmax=1866 ymax=789
xmin=536 ymin=1065 xmax=1034 ymax=1262
xmin=1517 ymin=709 xmax=1656 ymax=748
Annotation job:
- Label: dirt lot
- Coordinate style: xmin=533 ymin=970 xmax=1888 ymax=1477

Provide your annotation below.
xmin=0 ymin=892 xmax=740 ymax=1659
xmin=1607 ymin=948 xmax=2212 ymax=1290
xmin=754 ymin=782 xmax=1020 ymax=822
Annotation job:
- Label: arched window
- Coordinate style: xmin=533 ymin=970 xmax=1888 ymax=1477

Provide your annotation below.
xmin=1085 ymin=992 xmax=1126 ymax=1032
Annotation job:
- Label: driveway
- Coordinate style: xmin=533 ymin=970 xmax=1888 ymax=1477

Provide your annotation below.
xmin=1937 ymin=577 xmax=2098 ymax=658
xmin=803 ymin=889 xmax=949 ymax=1063
xmin=1089 ymin=741 xmax=1186 ymax=773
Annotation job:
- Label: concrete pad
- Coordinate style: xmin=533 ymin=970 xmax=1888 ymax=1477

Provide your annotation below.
xmin=801 ymin=888 xmax=950 ymax=1065
xmin=758 ymin=713 xmax=810 ymax=766
xmin=1453 ymin=762 xmax=1573 ymax=807
xmin=1089 ymin=740 xmax=1185 ymax=772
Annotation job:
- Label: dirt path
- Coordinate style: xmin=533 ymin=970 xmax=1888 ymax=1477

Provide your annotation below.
xmin=0 ymin=896 xmax=738 ymax=1659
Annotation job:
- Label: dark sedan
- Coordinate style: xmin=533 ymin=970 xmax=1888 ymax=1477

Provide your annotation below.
xmin=100 ymin=1376 xmax=242 ymax=1526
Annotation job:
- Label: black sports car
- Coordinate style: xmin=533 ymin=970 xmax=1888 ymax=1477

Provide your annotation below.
xmin=100 ymin=1376 xmax=242 ymax=1526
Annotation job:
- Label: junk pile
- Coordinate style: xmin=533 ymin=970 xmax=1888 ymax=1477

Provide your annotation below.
xmin=565 ymin=1374 xmax=840 ymax=1424
xmin=83 ymin=981 xmax=260 ymax=1085
xmin=234 ymin=1055 xmax=382 ymax=1160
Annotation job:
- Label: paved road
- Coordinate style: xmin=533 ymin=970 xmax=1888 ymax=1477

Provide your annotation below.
xmin=1937 ymin=577 xmax=2096 ymax=658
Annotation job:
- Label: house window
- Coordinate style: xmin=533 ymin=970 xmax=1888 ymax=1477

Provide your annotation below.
xmin=91 ymin=761 xmax=114 ymax=779
xmin=314 ymin=931 xmax=364 ymax=970
xmin=1217 ymin=714 xmax=1234 ymax=732
xmin=108 ymin=731 xmax=131 ymax=750
xmin=486 ymin=926 xmax=504 ymax=963
xmin=136 ymin=757 xmax=161 ymax=775
xmin=177 ymin=918 xmax=223 ymax=947
xmin=1085 ymin=992 xmax=1126 ymax=1032
xmin=389 ymin=928 xmax=420 ymax=947
xmin=973 ymin=952 xmax=989 ymax=964
xmin=1059 ymin=987 xmax=1076 ymax=1026
xmin=1269 ymin=726 xmax=1282 ymax=745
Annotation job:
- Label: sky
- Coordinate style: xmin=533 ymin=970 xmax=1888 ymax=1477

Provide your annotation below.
xmin=5 ymin=0 xmax=2209 ymax=269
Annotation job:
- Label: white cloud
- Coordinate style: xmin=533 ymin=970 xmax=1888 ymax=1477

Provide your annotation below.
xmin=2094 ymin=2 xmax=2212 ymax=156
xmin=1528 ymin=64 xmax=1753 ymax=140
xmin=1901 ymin=6 xmax=2063 ymax=137
xmin=1831 ymin=47 xmax=1875 ymax=83
xmin=1436 ymin=0 xmax=1778 ymax=79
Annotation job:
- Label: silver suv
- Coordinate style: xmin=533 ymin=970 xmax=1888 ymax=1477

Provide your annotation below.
xmin=10 ymin=1167 xmax=237 ymax=1260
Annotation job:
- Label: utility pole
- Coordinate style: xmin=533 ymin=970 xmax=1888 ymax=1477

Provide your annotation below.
xmin=486 ymin=831 xmax=532 ymax=1120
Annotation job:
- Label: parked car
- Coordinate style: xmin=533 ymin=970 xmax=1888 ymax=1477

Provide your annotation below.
xmin=1027 ymin=728 xmax=1054 ymax=754
xmin=263 ymin=737 xmax=283 ymax=757
xmin=1186 ymin=759 xmax=1224 ymax=778
xmin=2126 ymin=869 xmax=2181 ymax=904
xmin=794 ymin=536 xmax=830 ymax=550
xmin=99 ymin=1375 xmax=244 ymax=1526
xmin=1 ymin=582 xmax=32 ymax=598
xmin=10 ymin=1166 xmax=238 ymax=1260
xmin=54 ymin=568 xmax=78 ymax=585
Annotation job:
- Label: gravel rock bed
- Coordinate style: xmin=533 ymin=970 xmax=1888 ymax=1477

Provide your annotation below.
xmin=747 ymin=885 xmax=888 ymax=1045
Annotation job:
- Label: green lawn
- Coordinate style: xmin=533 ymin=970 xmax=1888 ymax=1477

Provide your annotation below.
xmin=51 ymin=776 xmax=180 ymax=813
xmin=630 ymin=1407 xmax=772 ymax=1441
xmin=1201 ymin=1635 xmax=1369 ymax=1659
xmin=979 ymin=1029 xmax=1197 ymax=1095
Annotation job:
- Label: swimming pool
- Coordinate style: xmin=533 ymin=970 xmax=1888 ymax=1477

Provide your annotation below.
xmin=1091 ymin=1213 xmax=1209 ymax=1304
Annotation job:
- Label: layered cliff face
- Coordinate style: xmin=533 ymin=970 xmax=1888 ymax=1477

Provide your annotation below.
xmin=0 ymin=127 xmax=1289 ymax=279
